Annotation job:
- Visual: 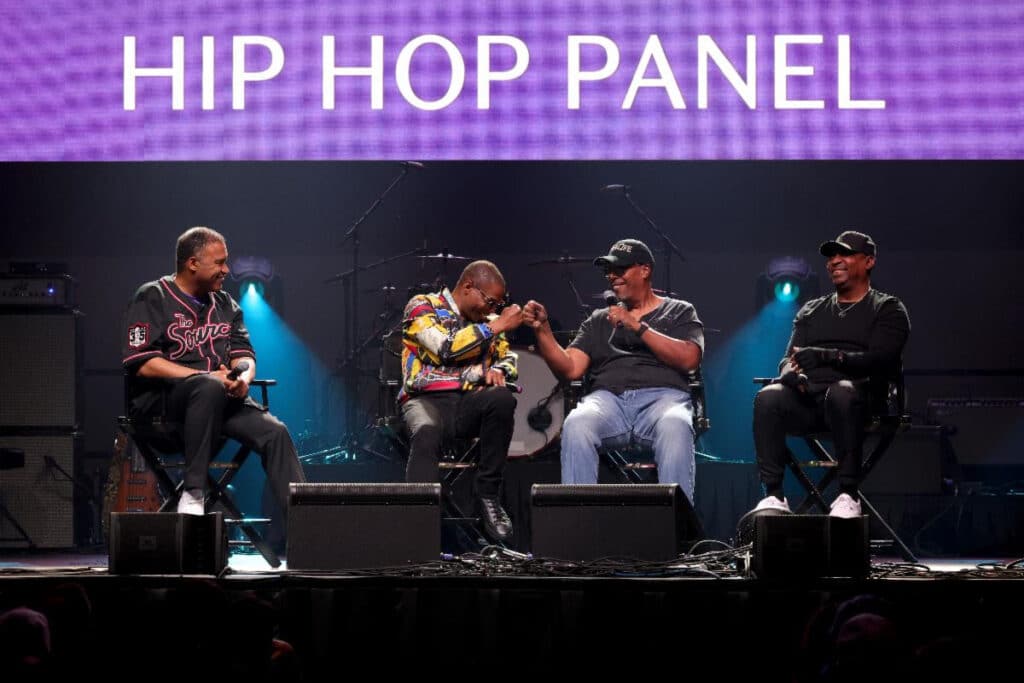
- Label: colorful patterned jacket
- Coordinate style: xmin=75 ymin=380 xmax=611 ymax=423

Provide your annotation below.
xmin=398 ymin=288 xmax=518 ymax=402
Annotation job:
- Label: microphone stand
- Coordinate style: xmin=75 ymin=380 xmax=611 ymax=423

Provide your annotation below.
xmin=616 ymin=188 xmax=687 ymax=297
xmin=330 ymin=164 xmax=419 ymax=451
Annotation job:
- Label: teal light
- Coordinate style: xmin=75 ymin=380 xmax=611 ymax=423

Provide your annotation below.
xmin=774 ymin=279 xmax=800 ymax=303
xmin=242 ymin=280 xmax=265 ymax=299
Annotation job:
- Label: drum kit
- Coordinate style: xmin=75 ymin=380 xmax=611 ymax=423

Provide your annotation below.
xmin=314 ymin=165 xmax=697 ymax=464
xmin=364 ymin=248 xmax=596 ymax=461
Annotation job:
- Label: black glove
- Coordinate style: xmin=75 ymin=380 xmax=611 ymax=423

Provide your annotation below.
xmin=777 ymin=370 xmax=808 ymax=390
xmin=792 ymin=346 xmax=841 ymax=371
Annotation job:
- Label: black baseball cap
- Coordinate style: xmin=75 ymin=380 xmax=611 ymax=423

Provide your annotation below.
xmin=593 ymin=238 xmax=655 ymax=268
xmin=820 ymin=230 xmax=877 ymax=257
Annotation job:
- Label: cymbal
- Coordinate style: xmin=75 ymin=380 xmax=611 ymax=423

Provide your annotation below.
xmin=418 ymin=252 xmax=473 ymax=262
xmin=528 ymin=255 xmax=595 ymax=266
xmin=361 ymin=283 xmax=399 ymax=294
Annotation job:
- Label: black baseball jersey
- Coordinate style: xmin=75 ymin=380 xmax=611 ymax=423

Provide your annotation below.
xmin=122 ymin=276 xmax=255 ymax=376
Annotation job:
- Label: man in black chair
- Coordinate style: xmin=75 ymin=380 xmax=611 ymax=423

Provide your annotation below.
xmin=751 ymin=230 xmax=910 ymax=518
xmin=523 ymin=238 xmax=704 ymax=504
xmin=399 ymin=260 xmax=523 ymax=542
xmin=121 ymin=226 xmax=305 ymax=518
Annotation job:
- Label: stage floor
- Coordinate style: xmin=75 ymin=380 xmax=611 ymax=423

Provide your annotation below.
xmin=2 ymin=547 xmax=1021 ymax=578
xmin=3 ymin=547 xmax=1023 ymax=680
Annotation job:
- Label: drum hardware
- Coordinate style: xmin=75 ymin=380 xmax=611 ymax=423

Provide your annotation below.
xmin=323 ymin=161 xmax=424 ymax=456
xmin=416 ymin=250 xmax=475 ymax=294
xmin=598 ymin=183 xmax=687 ymax=297
xmin=529 ymin=250 xmax=596 ymax=317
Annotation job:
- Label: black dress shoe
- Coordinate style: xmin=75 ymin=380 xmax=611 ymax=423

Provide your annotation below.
xmin=476 ymin=496 xmax=513 ymax=542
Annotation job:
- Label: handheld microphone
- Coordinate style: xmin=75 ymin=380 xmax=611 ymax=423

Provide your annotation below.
xmin=600 ymin=184 xmax=631 ymax=193
xmin=226 ymin=360 xmax=250 ymax=381
xmin=401 ymin=161 xmax=425 ymax=169
xmin=604 ymin=290 xmax=625 ymax=329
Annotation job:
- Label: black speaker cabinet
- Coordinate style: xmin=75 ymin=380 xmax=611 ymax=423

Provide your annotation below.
xmin=752 ymin=514 xmax=869 ymax=579
xmin=0 ymin=310 xmax=80 ymax=428
xmin=0 ymin=433 xmax=78 ymax=548
xmin=860 ymin=425 xmax=949 ymax=495
xmin=530 ymin=484 xmax=703 ymax=561
xmin=287 ymin=483 xmax=441 ymax=570
xmin=109 ymin=512 xmax=228 ymax=575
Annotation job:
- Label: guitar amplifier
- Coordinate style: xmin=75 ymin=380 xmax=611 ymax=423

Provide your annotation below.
xmin=0 ymin=309 xmax=81 ymax=427
xmin=0 ymin=433 xmax=78 ymax=548
xmin=927 ymin=398 xmax=1024 ymax=466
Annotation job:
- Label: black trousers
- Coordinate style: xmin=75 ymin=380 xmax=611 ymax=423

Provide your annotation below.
xmin=400 ymin=387 xmax=517 ymax=498
xmin=133 ymin=374 xmax=306 ymax=516
xmin=752 ymin=380 xmax=868 ymax=492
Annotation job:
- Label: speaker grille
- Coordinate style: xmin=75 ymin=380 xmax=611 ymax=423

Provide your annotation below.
xmin=0 ymin=312 xmax=79 ymax=427
xmin=0 ymin=434 xmax=76 ymax=548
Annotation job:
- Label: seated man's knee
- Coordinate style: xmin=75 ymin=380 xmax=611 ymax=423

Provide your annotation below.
xmin=655 ymin=409 xmax=694 ymax=440
xmin=562 ymin=405 xmax=601 ymax=441
xmin=825 ymin=380 xmax=860 ymax=410
xmin=754 ymin=382 xmax=788 ymax=413
xmin=186 ymin=373 xmax=228 ymax=406
xmin=481 ymin=385 xmax=517 ymax=415
xmin=409 ymin=420 xmax=443 ymax=445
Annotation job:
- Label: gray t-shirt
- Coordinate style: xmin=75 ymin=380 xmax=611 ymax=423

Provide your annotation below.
xmin=569 ymin=297 xmax=704 ymax=394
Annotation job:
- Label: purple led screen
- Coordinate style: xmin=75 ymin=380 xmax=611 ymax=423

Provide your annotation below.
xmin=0 ymin=0 xmax=1022 ymax=160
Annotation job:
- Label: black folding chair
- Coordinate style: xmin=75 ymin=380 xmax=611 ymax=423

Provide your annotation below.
xmin=117 ymin=378 xmax=282 ymax=568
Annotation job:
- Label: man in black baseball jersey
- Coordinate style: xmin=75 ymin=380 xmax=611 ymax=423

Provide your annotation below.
xmin=750 ymin=230 xmax=910 ymax=518
xmin=121 ymin=226 xmax=305 ymax=518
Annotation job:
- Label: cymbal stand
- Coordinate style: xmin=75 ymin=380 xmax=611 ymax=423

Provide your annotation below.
xmin=326 ymin=162 xmax=420 ymax=450
xmin=616 ymin=188 xmax=688 ymax=297
xmin=557 ymin=253 xmax=593 ymax=317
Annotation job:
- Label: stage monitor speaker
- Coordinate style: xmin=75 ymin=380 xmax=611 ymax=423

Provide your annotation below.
xmin=530 ymin=484 xmax=703 ymax=561
xmin=927 ymin=398 xmax=1024 ymax=466
xmin=0 ymin=311 xmax=80 ymax=428
xmin=287 ymin=483 xmax=441 ymax=570
xmin=0 ymin=434 xmax=77 ymax=548
xmin=108 ymin=512 xmax=227 ymax=575
xmin=752 ymin=514 xmax=868 ymax=579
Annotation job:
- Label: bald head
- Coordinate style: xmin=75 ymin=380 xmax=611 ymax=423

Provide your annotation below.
xmin=456 ymin=260 xmax=505 ymax=289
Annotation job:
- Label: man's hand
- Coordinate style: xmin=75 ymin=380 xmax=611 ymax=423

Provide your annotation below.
xmin=792 ymin=346 xmax=840 ymax=371
xmin=522 ymin=300 xmax=549 ymax=330
xmin=606 ymin=304 xmax=639 ymax=332
xmin=489 ymin=304 xmax=523 ymax=335
xmin=777 ymin=369 xmax=808 ymax=392
xmin=216 ymin=364 xmax=249 ymax=399
xmin=484 ymin=367 xmax=506 ymax=387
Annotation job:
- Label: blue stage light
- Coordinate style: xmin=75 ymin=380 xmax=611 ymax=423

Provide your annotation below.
xmin=757 ymin=257 xmax=818 ymax=309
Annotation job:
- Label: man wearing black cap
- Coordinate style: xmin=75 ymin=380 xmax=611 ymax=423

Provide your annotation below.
xmin=750 ymin=230 xmax=910 ymax=518
xmin=523 ymin=239 xmax=704 ymax=502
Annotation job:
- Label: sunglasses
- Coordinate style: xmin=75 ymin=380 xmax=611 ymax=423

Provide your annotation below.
xmin=472 ymin=284 xmax=507 ymax=312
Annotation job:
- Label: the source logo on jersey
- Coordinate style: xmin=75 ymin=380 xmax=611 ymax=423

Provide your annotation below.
xmin=167 ymin=313 xmax=231 ymax=360
xmin=128 ymin=323 xmax=149 ymax=349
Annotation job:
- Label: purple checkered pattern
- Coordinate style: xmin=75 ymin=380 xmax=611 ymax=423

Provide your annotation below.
xmin=0 ymin=0 xmax=1021 ymax=159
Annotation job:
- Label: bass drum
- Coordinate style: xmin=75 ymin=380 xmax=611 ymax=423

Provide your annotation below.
xmin=508 ymin=347 xmax=576 ymax=459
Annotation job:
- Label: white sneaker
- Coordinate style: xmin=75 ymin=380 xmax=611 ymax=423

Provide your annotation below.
xmin=829 ymin=493 xmax=862 ymax=518
xmin=753 ymin=495 xmax=791 ymax=513
xmin=177 ymin=489 xmax=205 ymax=516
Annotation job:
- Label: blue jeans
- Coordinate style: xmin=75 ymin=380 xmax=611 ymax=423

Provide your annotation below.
xmin=560 ymin=387 xmax=696 ymax=502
